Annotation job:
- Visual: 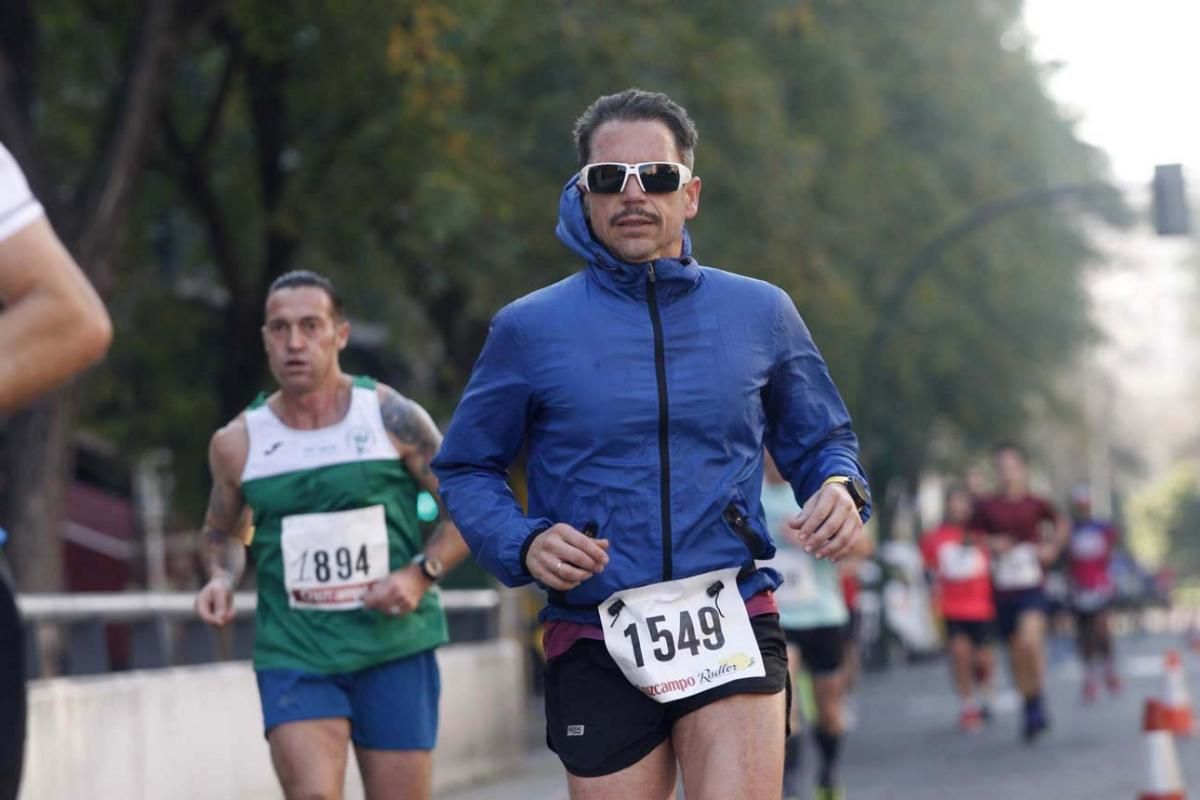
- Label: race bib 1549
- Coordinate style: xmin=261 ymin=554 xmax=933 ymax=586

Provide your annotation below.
xmin=600 ymin=567 xmax=764 ymax=704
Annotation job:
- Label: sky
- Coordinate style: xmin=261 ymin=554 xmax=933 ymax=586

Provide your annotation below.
xmin=1022 ymin=0 xmax=1200 ymax=184
xmin=1021 ymin=1 xmax=1200 ymax=492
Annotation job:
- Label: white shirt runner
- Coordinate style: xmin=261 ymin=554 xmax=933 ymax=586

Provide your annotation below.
xmin=600 ymin=566 xmax=764 ymax=704
xmin=281 ymin=504 xmax=390 ymax=610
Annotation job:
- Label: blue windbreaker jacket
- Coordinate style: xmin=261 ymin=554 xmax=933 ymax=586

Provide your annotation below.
xmin=432 ymin=176 xmax=870 ymax=624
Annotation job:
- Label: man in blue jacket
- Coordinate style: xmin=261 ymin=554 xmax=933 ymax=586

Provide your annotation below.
xmin=433 ymin=89 xmax=870 ymax=800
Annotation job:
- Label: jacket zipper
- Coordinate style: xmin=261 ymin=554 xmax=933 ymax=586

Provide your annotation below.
xmin=647 ymin=264 xmax=673 ymax=581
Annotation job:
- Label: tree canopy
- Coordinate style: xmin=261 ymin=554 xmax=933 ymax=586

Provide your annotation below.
xmin=1 ymin=0 xmax=1125 ymax=577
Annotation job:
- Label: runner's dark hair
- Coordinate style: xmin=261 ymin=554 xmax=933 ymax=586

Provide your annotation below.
xmin=266 ymin=270 xmax=344 ymax=318
xmin=574 ymin=88 xmax=699 ymax=168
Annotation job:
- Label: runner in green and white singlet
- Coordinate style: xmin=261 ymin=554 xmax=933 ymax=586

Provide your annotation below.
xmin=193 ymin=270 xmax=470 ymax=800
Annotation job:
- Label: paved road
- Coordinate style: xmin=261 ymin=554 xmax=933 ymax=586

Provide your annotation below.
xmin=440 ymin=631 xmax=1200 ymax=799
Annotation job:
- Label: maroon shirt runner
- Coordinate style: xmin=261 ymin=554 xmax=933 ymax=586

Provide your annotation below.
xmin=969 ymin=495 xmax=1058 ymax=594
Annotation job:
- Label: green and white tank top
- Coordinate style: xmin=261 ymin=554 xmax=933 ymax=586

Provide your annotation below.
xmin=242 ymin=375 xmax=447 ymax=673
xmin=757 ymin=481 xmax=849 ymax=631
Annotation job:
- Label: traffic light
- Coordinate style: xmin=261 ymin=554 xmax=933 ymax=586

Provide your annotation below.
xmin=1152 ymin=164 xmax=1191 ymax=236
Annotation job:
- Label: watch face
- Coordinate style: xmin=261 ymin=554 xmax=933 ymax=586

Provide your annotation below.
xmin=425 ymin=557 xmax=444 ymax=579
xmin=851 ymin=477 xmax=871 ymax=506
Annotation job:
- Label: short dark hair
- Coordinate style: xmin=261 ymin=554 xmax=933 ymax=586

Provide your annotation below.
xmin=573 ymin=89 xmax=699 ymax=169
xmin=266 ymin=270 xmax=344 ymax=318
xmin=992 ymin=441 xmax=1026 ymax=460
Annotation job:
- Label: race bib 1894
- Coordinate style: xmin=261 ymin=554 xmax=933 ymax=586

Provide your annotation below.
xmin=600 ymin=567 xmax=764 ymax=704
xmin=281 ymin=504 xmax=390 ymax=610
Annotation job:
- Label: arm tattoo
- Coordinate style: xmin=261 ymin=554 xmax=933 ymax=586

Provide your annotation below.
xmin=201 ymin=480 xmax=247 ymax=582
xmin=379 ymin=387 xmax=441 ymax=471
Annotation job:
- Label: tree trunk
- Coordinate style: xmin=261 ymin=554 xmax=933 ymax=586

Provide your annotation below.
xmin=1 ymin=391 xmax=74 ymax=591
xmin=0 ymin=0 xmax=210 ymax=590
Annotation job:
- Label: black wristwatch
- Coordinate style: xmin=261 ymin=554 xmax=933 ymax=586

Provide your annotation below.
xmin=826 ymin=475 xmax=871 ymax=513
xmin=412 ymin=553 xmax=444 ymax=583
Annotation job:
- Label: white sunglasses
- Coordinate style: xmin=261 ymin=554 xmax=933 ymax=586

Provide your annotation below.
xmin=578 ymin=161 xmax=694 ymax=194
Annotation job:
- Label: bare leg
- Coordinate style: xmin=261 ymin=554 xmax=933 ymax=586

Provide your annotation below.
xmin=973 ymin=643 xmax=995 ymax=709
xmin=268 ymin=718 xmax=351 ymax=800
xmin=673 ymin=691 xmax=787 ymax=800
xmin=1010 ymin=611 xmax=1046 ymax=697
xmin=949 ymin=634 xmax=974 ymax=703
xmin=355 ymin=748 xmax=432 ymax=800
xmin=783 ymin=644 xmax=805 ymax=797
xmin=811 ymin=670 xmax=846 ymax=790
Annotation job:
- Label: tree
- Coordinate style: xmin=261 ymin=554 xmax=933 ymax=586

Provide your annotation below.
xmin=8 ymin=0 xmax=1123 ymax=552
xmin=0 ymin=0 xmax=221 ymax=589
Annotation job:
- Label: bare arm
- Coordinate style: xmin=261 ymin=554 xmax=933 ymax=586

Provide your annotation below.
xmin=1042 ymin=508 xmax=1071 ymax=565
xmin=0 ymin=218 xmax=112 ymax=413
xmin=376 ymin=384 xmax=470 ymax=574
xmin=200 ymin=423 xmax=250 ymax=584
xmin=194 ymin=421 xmax=251 ymax=627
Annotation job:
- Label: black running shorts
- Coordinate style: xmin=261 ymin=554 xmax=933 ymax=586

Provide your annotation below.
xmin=944 ymin=618 xmax=995 ymax=647
xmin=783 ymin=624 xmax=847 ymax=676
xmin=544 ymin=613 xmax=789 ymax=778
xmin=0 ymin=559 xmax=26 ymax=800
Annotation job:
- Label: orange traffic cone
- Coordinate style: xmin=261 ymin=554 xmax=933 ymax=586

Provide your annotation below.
xmin=1163 ymin=650 xmax=1195 ymax=736
xmin=1140 ymin=699 xmax=1186 ymax=800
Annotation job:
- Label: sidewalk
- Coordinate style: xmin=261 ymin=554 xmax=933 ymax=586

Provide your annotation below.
xmin=437 ymin=750 xmax=566 ymax=800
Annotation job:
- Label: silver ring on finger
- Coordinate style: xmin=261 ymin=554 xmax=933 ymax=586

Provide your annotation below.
xmin=389 ymin=605 xmax=401 ymax=616
xmin=555 ymin=560 xmax=564 ymax=573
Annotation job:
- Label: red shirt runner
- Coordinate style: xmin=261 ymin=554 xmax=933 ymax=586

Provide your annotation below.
xmin=921 ymin=524 xmax=994 ymax=621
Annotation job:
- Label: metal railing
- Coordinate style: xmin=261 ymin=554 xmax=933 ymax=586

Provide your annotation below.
xmin=17 ymin=589 xmax=504 ymax=679
xmin=17 ymin=589 xmax=500 ymax=621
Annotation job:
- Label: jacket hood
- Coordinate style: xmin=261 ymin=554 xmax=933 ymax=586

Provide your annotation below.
xmin=554 ymin=174 xmax=701 ymax=300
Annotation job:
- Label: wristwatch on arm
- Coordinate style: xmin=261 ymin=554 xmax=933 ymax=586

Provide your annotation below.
xmin=412 ymin=553 xmax=444 ymax=583
xmin=821 ymin=475 xmax=871 ymax=513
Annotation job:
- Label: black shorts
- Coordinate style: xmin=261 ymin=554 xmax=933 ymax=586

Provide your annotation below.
xmin=844 ymin=610 xmax=862 ymax=645
xmin=0 ymin=561 xmax=26 ymax=800
xmin=784 ymin=625 xmax=846 ymax=676
xmin=544 ymin=613 xmax=789 ymax=778
xmin=995 ymin=588 xmax=1048 ymax=640
xmin=1073 ymin=605 xmax=1111 ymax=628
xmin=944 ymin=618 xmax=995 ymax=647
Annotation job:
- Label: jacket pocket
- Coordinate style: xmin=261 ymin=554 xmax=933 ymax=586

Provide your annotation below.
xmin=720 ymin=491 xmax=767 ymax=560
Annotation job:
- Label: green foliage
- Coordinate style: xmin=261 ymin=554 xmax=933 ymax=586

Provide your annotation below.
xmin=11 ymin=0 xmax=1121 ymax=522
xmin=1127 ymin=462 xmax=1200 ymax=573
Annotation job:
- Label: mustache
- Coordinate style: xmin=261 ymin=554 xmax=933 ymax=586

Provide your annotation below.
xmin=610 ymin=209 xmax=660 ymax=226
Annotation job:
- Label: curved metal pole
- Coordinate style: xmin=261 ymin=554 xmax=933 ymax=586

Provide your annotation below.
xmin=857 ymin=181 xmax=1114 ymax=524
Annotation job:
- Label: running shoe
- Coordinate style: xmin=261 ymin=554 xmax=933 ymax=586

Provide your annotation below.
xmin=815 ymin=786 xmax=845 ymax=800
xmin=1082 ymin=678 xmax=1099 ymax=705
xmin=1105 ymin=670 xmax=1122 ymax=694
xmin=1021 ymin=701 xmax=1050 ymax=743
xmin=959 ymin=706 xmax=984 ymax=731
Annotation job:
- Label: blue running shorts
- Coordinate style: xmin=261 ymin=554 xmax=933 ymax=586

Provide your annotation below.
xmin=256 ymin=649 xmax=440 ymax=750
